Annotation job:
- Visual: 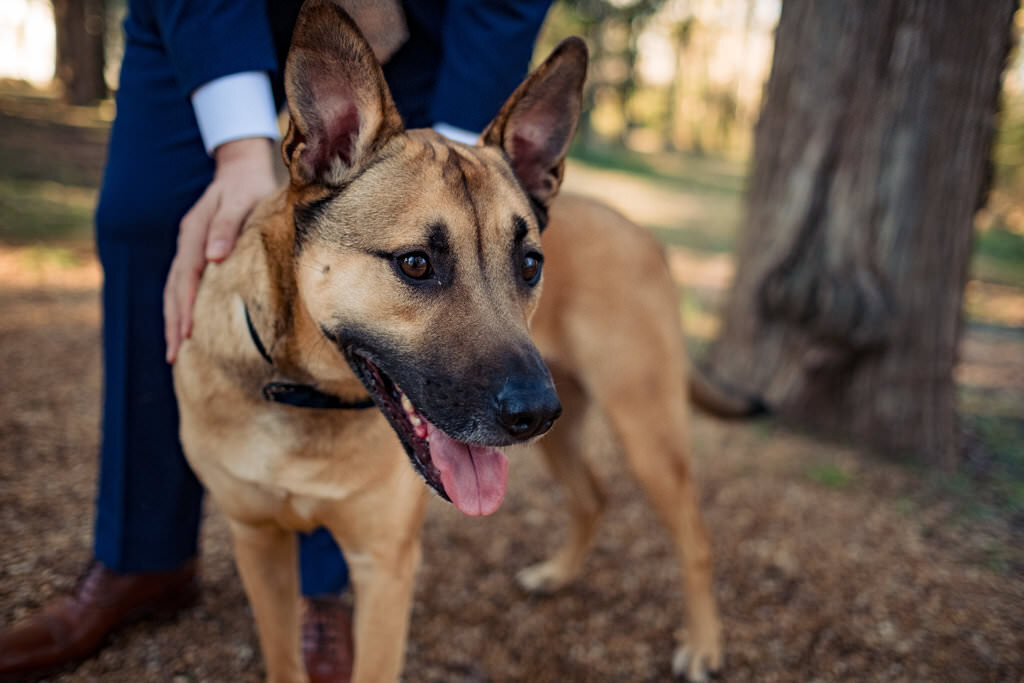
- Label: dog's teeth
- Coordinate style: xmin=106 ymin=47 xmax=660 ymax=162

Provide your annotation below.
xmin=401 ymin=394 xmax=414 ymax=414
xmin=409 ymin=414 xmax=422 ymax=427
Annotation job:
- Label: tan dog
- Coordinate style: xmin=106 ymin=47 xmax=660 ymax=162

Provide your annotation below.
xmin=174 ymin=1 xmax=724 ymax=681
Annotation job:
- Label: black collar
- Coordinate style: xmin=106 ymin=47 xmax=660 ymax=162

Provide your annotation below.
xmin=244 ymin=304 xmax=375 ymax=411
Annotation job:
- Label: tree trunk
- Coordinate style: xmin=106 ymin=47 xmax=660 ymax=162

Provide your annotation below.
xmin=53 ymin=0 xmax=107 ymax=105
xmin=706 ymin=0 xmax=1016 ymax=467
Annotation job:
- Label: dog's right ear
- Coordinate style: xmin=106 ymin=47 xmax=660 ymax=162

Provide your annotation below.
xmin=282 ymin=0 xmax=404 ymax=187
xmin=482 ymin=37 xmax=588 ymax=211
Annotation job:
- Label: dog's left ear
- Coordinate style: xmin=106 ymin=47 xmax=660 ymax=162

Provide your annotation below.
xmin=482 ymin=37 xmax=588 ymax=210
xmin=282 ymin=0 xmax=404 ymax=187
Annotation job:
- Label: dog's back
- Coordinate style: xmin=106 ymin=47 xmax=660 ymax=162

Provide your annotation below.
xmin=535 ymin=192 xmax=687 ymax=385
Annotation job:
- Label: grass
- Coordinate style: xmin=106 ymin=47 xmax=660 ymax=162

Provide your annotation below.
xmin=569 ymin=141 xmax=748 ymax=198
xmin=889 ymin=410 xmax=1024 ymax=575
xmin=971 ymin=223 xmax=1024 ymax=289
xmin=18 ymin=245 xmax=82 ymax=270
xmin=965 ymin=413 xmax=1024 ymax=513
xmin=680 ymin=291 xmax=723 ymax=346
xmin=805 ymin=462 xmax=856 ymax=490
xmin=0 ymin=176 xmax=96 ymax=245
xmin=648 ymin=222 xmax=738 ymax=254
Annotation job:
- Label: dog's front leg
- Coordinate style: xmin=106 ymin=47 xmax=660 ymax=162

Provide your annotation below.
xmin=229 ymin=520 xmax=307 ymax=683
xmin=325 ymin=479 xmax=427 ymax=683
xmin=343 ymin=542 xmax=421 ymax=683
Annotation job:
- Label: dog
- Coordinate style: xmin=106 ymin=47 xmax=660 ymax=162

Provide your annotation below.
xmin=174 ymin=1 xmax=730 ymax=680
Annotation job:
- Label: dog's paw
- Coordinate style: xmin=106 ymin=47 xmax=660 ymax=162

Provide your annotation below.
xmin=671 ymin=637 xmax=723 ymax=682
xmin=515 ymin=561 xmax=571 ymax=595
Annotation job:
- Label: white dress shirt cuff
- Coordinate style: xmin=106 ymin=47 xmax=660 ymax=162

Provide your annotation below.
xmin=433 ymin=122 xmax=480 ymax=146
xmin=191 ymin=71 xmax=280 ymax=155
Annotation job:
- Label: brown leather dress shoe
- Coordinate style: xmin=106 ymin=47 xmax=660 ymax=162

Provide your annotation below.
xmin=302 ymin=595 xmax=354 ymax=683
xmin=0 ymin=559 xmax=199 ymax=677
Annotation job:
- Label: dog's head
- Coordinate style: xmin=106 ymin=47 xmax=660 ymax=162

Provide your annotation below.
xmin=279 ymin=0 xmax=586 ymax=516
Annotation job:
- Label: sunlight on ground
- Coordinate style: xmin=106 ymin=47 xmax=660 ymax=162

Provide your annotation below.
xmin=965 ymin=280 xmax=1024 ymax=328
xmin=0 ymin=178 xmax=98 ymax=243
xmin=0 ymin=244 xmax=100 ymax=289
xmin=563 ymin=159 xmax=736 ymax=230
xmin=957 ymin=333 xmax=1024 ymax=394
xmin=680 ymin=294 xmax=722 ymax=341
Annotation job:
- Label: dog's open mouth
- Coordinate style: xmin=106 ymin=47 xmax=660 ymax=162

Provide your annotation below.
xmin=348 ymin=352 xmax=509 ymax=517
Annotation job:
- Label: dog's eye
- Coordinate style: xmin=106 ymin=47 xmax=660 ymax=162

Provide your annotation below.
xmin=522 ymin=253 xmax=542 ymax=285
xmin=398 ymin=252 xmax=432 ymax=280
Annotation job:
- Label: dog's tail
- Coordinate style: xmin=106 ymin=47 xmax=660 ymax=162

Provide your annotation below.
xmin=688 ymin=362 xmax=769 ymax=419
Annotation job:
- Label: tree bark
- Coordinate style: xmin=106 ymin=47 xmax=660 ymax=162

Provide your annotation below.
xmin=706 ymin=0 xmax=1016 ymax=467
xmin=53 ymin=0 xmax=107 ymax=105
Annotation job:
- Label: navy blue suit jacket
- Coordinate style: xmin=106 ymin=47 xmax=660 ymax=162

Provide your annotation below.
xmin=388 ymin=0 xmax=554 ymax=131
xmin=127 ymin=0 xmax=279 ymax=97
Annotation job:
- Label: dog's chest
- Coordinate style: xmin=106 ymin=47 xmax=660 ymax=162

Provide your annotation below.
xmin=186 ymin=403 xmax=409 ymax=523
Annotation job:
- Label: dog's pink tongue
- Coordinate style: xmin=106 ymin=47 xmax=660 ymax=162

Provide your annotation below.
xmin=427 ymin=423 xmax=508 ymax=516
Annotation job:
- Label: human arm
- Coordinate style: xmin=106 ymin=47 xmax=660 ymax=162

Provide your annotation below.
xmin=153 ymin=0 xmax=282 ymax=362
xmin=163 ymin=136 xmax=278 ymax=363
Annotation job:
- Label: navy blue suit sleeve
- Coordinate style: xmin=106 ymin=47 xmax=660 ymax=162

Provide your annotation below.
xmin=429 ymin=0 xmax=554 ymax=133
xmin=154 ymin=0 xmax=278 ymax=95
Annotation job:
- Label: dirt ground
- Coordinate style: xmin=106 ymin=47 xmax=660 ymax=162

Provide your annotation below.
xmin=1 ymin=87 xmax=1022 ymax=683
xmin=0 ymin=248 xmax=1021 ymax=683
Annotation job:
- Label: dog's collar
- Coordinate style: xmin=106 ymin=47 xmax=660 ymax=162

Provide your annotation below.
xmin=243 ymin=304 xmax=375 ymax=411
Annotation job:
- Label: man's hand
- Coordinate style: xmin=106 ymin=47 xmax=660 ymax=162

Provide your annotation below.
xmin=164 ymin=137 xmax=278 ymax=363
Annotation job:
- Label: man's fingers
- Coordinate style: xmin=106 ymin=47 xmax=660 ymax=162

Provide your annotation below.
xmin=164 ymin=142 xmax=277 ymax=362
xmin=164 ymin=278 xmax=180 ymax=363
xmin=165 ymin=193 xmax=215 ymax=363
xmin=180 ymin=188 xmax=217 ymax=241
xmin=180 ymin=263 xmax=201 ymax=341
xmin=205 ymin=198 xmax=249 ymax=262
xmin=164 ymin=260 xmax=204 ymax=364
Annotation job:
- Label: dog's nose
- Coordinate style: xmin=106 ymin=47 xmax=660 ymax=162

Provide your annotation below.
xmin=497 ymin=383 xmax=562 ymax=440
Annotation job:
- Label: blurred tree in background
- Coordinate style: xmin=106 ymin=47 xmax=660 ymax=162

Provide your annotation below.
xmin=705 ymin=0 xmax=1018 ymax=468
xmin=537 ymin=0 xmax=777 ymax=158
xmin=52 ymin=0 xmax=106 ymax=104
xmin=543 ymin=0 xmax=663 ymax=149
